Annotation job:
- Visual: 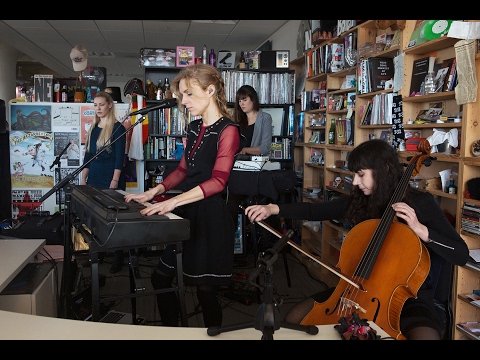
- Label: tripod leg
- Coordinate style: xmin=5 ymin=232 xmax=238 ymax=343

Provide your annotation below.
xmin=207 ymin=321 xmax=255 ymax=336
xmin=280 ymin=321 xmax=319 ymax=335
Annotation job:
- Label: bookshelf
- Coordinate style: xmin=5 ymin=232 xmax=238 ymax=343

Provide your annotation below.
xmin=220 ymin=68 xmax=296 ymax=169
xmin=142 ymin=66 xmax=187 ymax=191
xmin=291 ymin=20 xmax=480 ymax=340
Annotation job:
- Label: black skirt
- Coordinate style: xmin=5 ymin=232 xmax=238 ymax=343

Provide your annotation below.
xmin=156 ymin=194 xmax=235 ymax=286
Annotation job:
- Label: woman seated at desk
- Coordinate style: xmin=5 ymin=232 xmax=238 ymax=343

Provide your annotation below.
xmin=227 ymin=85 xmax=273 ymax=244
xmin=233 ymin=85 xmax=272 ymax=157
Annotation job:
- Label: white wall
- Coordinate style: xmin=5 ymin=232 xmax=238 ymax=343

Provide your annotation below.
xmin=266 ymin=20 xmax=302 ymax=62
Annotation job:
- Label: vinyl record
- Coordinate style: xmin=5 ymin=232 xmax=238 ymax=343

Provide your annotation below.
xmin=423 ymin=20 xmax=453 ymax=40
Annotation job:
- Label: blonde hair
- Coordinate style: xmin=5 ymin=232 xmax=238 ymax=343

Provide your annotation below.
xmin=171 ymin=64 xmax=230 ymax=119
xmin=85 ymin=90 xmax=116 ymax=152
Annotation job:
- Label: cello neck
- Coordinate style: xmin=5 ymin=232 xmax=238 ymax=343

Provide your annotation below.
xmin=356 ymin=159 xmax=420 ymax=279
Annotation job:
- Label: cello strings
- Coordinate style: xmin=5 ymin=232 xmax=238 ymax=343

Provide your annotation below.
xmin=339 ymin=160 xmax=417 ymax=320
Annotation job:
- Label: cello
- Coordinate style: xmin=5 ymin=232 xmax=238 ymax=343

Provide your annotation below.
xmin=298 ymin=140 xmax=433 ymax=340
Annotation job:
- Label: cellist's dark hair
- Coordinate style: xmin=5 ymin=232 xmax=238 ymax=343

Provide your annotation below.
xmin=345 ymin=139 xmax=404 ymax=225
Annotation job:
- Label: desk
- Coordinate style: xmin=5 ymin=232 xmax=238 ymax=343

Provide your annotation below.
xmin=0 ymin=309 xmax=393 ymax=340
xmin=0 ymin=238 xmax=46 ymax=292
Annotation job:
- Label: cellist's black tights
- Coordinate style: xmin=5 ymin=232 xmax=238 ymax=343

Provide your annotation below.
xmin=151 ymin=268 xmax=222 ymax=327
xmin=403 ymin=326 xmax=441 ymax=340
xmin=283 ymin=288 xmax=443 ymax=340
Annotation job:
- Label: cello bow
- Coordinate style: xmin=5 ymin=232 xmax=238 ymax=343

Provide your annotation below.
xmin=239 ymin=206 xmax=365 ymax=291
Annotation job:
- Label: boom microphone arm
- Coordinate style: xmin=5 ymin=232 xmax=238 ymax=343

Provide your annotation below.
xmin=128 ymin=98 xmax=177 ymax=116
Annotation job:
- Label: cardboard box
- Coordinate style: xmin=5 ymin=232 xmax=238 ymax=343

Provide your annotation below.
xmin=34 ymin=75 xmax=53 ymax=102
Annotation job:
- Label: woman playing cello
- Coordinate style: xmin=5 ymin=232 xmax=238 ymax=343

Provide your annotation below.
xmin=244 ymin=139 xmax=468 ymax=340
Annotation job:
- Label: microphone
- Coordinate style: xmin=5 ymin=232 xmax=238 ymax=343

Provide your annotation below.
xmin=249 ymin=229 xmax=294 ymax=282
xmin=129 ymin=98 xmax=177 ymax=117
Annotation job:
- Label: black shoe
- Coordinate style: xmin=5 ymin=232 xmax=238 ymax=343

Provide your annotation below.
xmin=109 ymin=251 xmax=124 ymax=274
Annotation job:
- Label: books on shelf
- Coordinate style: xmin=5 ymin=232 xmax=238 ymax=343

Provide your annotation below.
xmin=356 ymin=58 xmax=394 ymax=94
xmin=345 ymin=75 xmax=356 ymax=89
xmin=434 ymin=67 xmax=450 ymax=93
xmin=463 ymin=202 xmax=480 ymax=233
xmin=346 ymin=92 xmax=356 ymax=110
xmin=409 ymin=56 xmax=436 ymax=97
xmin=457 ymin=321 xmax=480 ymax=335
xmin=464 ymin=202 xmax=480 ymax=212
xmin=360 ymin=100 xmax=373 ymax=125
xmin=445 ymin=57 xmax=457 ymax=92
xmin=294 ymin=112 xmax=305 ymax=143
xmin=312 ymin=88 xmax=322 ymax=110
xmin=368 ymin=57 xmax=394 ymax=92
xmin=469 ymin=248 xmax=480 ymax=263
xmin=269 ymin=138 xmax=291 ymax=160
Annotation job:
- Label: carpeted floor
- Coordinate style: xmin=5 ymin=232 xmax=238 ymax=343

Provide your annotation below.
xmin=74 ymin=243 xmax=329 ymax=333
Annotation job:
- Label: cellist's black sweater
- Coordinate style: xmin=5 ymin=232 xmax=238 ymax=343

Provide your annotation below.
xmin=278 ymin=189 xmax=468 ymax=266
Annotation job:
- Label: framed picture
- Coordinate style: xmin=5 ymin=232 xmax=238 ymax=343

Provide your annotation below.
xmin=217 ymin=51 xmax=236 ymax=69
xmin=276 ymin=51 xmax=290 ymax=68
xmin=176 ymin=46 xmax=195 ymax=67
xmin=380 ymin=130 xmax=392 ymax=144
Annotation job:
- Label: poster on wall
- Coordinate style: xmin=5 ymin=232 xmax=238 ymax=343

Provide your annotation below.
xmin=51 ymin=104 xmax=80 ymax=128
xmin=9 ymin=130 xmax=55 ymax=187
xmin=54 ymin=132 xmax=81 ymax=167
xmin=10 ymin=104 xmax=52 ymax=131
xmin=8 ymin=101 xmax=142 ymax=215
xmin=11 ymin=189 xmax=45 ymax=218
xmin=80 ymin=104 xmax=95 ymax=144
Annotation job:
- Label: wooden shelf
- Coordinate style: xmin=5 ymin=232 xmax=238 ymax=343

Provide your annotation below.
xmin=455 ymin=325 xmax=480 ymax=340
xmin=292 ymin=22 xmax=480 ymax=338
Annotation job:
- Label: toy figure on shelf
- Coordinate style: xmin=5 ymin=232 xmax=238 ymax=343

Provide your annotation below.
xmin=145 ymin=79 xmax=158 ymax=100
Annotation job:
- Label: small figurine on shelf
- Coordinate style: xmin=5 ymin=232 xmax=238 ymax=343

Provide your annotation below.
xmin=145 ymin=79 xmax=158 ymax=100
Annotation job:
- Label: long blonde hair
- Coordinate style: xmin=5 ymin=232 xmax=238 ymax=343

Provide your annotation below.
xmin=85 ymin=91 xmax=117 ymax=152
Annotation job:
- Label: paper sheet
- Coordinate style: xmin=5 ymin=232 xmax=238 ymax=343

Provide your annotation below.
xmin=448 ymin=21 xmax=480 ymax=40
xmin=454 ymin=39 xmax=477 ymax=105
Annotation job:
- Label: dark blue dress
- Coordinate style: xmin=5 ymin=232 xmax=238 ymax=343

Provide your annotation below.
xmin=83 ymin=121 xmax=126 ymax=190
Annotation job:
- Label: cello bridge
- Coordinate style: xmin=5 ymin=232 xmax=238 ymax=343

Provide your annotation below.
xmin=340 ymin=297 xmax=366 ymax=314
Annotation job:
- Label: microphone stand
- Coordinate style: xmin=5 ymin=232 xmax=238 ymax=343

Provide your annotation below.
xmin=48 ymin=141 xmax=70 ymax=215
xmin=207 ymin=228 xmax=319 ymax=339
xmin=49 ymin=141 xmax=70 ymax=171
xmin=38 ymin=113 xmax=148 ymax=319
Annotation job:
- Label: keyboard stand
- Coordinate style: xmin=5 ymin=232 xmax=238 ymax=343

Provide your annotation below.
xmin=76 ymin=224 xmax=188 ymax=326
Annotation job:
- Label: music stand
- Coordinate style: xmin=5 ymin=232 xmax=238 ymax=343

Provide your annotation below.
xmin=207 ymin=229 xmax=318 ymax=340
